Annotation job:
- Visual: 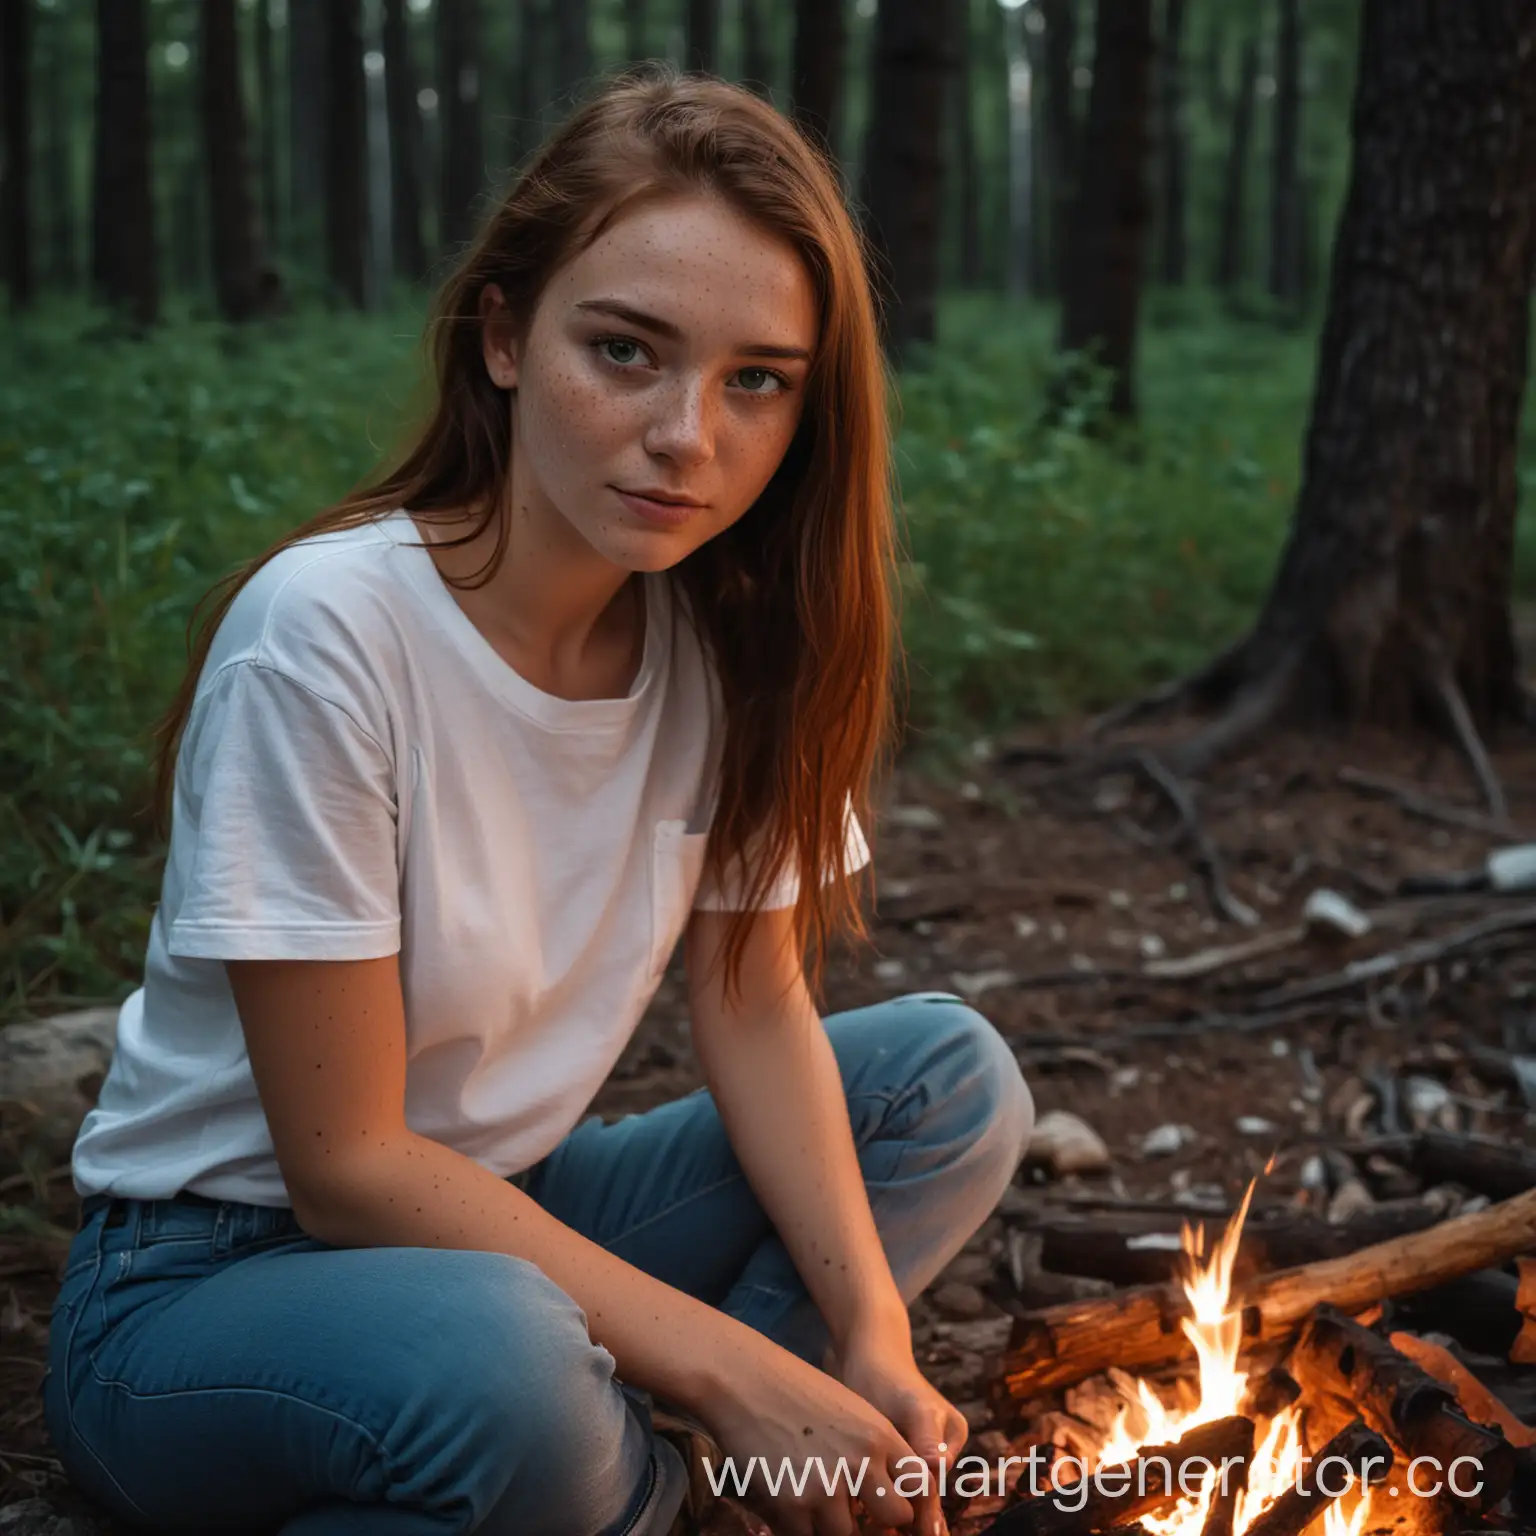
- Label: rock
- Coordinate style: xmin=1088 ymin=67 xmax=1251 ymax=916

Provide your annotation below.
xmin=944 ymin=1317 xmax=1013 ymax=1355
xmin=940 ymin=1248 xmax=997 ymax=1289
xmin=0 ymin=1007 xmax=118 ymax=1165
xmin=1026 ymin=1111 xmax=1112 ymax=1177
xmin=1235 ymin=1115 xmax=1277 ymax=1136
xmin=931 ymin=1281 xmax=990 ymax=1320
xmin=0 ymin=1501 xmax=111 ymax=1536
xmin=1404 ymin=1075 xmax=1458 ymax=1132
xmin=1488 ymin=845 xmax=1536 ymax=894
xmin=872 ymin=957 xmax=907 ymax=984
xmin=1302 ymin=888 xmax=1372 ymax=941
xmin=1299 ymin=1154 xmax=1330 ymax=1194
xmin=1327 ymin=1177 xmax=1375 ymax=1224
xmin=949 ymin=969 xmax=1018 ymax=1001
xmin=1140 ymin=1122 xmax=1196 ymax=1159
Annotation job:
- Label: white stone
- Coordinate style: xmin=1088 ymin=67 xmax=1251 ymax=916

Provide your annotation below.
xmin=1027 ymin=1111 xmax=1112 ymax=1176
xmin=1140 ymin=1122 xmax=1196 ymax=1158
xmin=0 ymin=1006 xmax=119 ymax=1164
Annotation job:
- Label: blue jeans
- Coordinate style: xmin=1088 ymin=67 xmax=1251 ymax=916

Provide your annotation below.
xmin=44 ymin=995 xmax=1033 ymax=1535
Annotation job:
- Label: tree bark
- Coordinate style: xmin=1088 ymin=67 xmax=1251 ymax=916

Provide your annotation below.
xmin=551 ymin=0 xmax=591 ymax=119
xmin=437 ymin=0 xmax=483 ymax=252
xmin=1158 ymin=0 xmax=1187 ymax=285
xmin=1177 ymin=0 xmax=1536 ymax=777
xmin=686 ymin=0 xmax=720 ymax=74
xmin=324 ymin=0 xmax=368 ymax=307
xmin=1213 ymin=32 xmax=1258 ymax=290
xmin=1268 ymin=0 xmax=1303 ymax=309
xmin=91 ymin=0 xmax=157 ymax=324
xmin=741 ymin=0 xmax=774 ymax=99
xmin=1 ymin=0 xmax=33 ymax=311
xmin=862 ymin=0 xmax=952 ymax=360
xmin=382 ymin=0 xmax=427 ymax=280
xmin=1058 ymin=0 xmax=1155 ymax=417
xmin=1036 ymin=0 xmax=1078 ymax=298
xmin=288 ymin=0 xmax=328 ymax=269
xmin=950 ymin=0 xmax=983 ymax=289
xmin=254 ymin=0 xmax=278 ymax=258
xmin=623 ymin=0 xmax=647 ymax=63
xmin=791 ymin=0 xmax=845 ymax=159
xmin=201 ymin=0 xmax=263 ymax=320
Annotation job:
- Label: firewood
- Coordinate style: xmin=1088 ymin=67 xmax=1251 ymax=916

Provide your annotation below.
xmin=1288 ymin=1306 xmax=1517 ymax=1515
xmin=1001 ymin=1186 xmax=1536 ymax=1400
xmin=1413 ymin=1131 xmax=1536 ymax=1200
xmin=1237 ymin=1420 xmax=1390 ymax=1536
xmin=1034 ymin=1201 xmax=1444 ymax=1287
xmin=1386 ymin=1331 xmax=1536 ymax=1449
xmin=979 ymin=1416 xmax=1255 ymax=1536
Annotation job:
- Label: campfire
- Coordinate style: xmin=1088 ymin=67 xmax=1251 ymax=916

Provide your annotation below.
xmin=971 ymin=1174 xmax=1536 ymax=1536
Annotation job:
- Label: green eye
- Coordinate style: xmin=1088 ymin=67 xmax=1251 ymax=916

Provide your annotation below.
xmin=737 ymin=368 xmax=783 ymax=394
xmin=599 ymin=338 xmax=643 ymax=365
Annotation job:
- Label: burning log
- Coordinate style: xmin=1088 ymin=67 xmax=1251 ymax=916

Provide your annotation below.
xmin=980 ymin=1416 xmax=1256 ymax=1536
xmin=1237 ymin=1420 xmax=1389 ymax=1536
xmin=1287 ymin=1306 xmax=1517 ymax=1516
xmin=1001 ymin=1187 xmax=1536 ymax=1401
xmin=1034 ymin=1202 xmax=1445 ymax=1288
xmin=1386 ymin=1331 xmax=1536 ymax=1449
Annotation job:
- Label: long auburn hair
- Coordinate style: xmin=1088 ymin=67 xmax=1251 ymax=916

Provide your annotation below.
xmin=150 ymin=68 xmax=900 ymax=1003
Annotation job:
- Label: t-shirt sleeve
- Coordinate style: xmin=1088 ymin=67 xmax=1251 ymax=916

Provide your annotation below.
xmin=692 ymin=796 xmax=871 ymax=913
xmin=164 ymin=660 xmax=401 ymax=961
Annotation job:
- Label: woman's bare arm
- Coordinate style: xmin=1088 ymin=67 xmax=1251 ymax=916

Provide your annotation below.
xmin=226 ymin=956 xmax=756 ymax=1413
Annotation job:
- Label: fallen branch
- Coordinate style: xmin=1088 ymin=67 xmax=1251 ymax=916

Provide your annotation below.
xmin=1000 ymin=1186 xmax=1536 ymax=1400
xmin=1142 ymin=927 xmax=1305 ymax=982
xmin=1336 ymin=766 xmax=1522 ymax=841
xmin=1386 ymin=1331 xmax=1536 ymax=1449
xmin=1253 ymin=903 xmax=1536 ymax=1009
xmin=1429 ymin=659 xmax=1510 ymax=824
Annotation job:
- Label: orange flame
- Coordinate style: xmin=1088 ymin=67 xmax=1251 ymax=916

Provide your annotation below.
xmin=1073 ymin=1180 xmax=1374 ymax=1536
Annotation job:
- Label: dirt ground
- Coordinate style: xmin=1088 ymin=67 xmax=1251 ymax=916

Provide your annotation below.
xmin=3 ymin=722 xmax=1535 ymax=1530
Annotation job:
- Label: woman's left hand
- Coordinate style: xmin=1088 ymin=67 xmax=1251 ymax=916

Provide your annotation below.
xmin=833 ymin=1329 xmax=969 ymax=1536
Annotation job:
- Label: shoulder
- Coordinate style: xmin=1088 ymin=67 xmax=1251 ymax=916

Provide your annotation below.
xmin=196 ymin=512 xmax=409 ymax=728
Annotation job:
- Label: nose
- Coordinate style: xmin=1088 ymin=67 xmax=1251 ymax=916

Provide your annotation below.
xmin=643 ymin=373 xmax=715 ymax=468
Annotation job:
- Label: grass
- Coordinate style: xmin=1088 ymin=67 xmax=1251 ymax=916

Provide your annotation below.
xmin=2 ymin=294 xmax=1534 ymax=1021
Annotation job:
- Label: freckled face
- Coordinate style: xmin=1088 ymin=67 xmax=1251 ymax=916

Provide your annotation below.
xmin=489 ymin=194 xmax=819 ymax=573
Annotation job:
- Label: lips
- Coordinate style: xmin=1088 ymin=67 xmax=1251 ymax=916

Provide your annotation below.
xmin=618 ymin=487 xmax=706 ymax=508
xmin=611 ymin=486 xmax=709 ymax=528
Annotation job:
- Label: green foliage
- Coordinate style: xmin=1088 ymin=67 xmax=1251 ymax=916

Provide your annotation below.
xmin=2 ymin=296 xmax=1534 ymax=1022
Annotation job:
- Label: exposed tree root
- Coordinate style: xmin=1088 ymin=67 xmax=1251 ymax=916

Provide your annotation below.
xmin=1131 ymin=750 xmax=1259 ymax=927
xmin=1429 ymin=660 xmax=1510 ymax=823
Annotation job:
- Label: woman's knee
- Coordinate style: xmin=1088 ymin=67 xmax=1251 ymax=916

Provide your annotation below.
xmin=892 ymin=995 xmax=1036 ymax=1176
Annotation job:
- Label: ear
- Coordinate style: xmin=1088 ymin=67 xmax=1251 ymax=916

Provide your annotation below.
xmin=479 ymin=283 xmax=520 ymax=390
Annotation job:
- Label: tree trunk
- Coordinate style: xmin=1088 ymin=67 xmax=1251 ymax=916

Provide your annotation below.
xmin=862 ymin=0 xmax=951 ymax=360
xmin=437 ymin=0 xmax=483 ymax=252
xmin=201 ymin=0 xmax=263 ymax=320
xmin=383 ymin=0 xmax=427 ymax=280
xmin=512 ymin=0 xmax=547 ymax=157
xmin=1213 ymin=33 xmax=1258 ymax=291
xmin=254 ymin=0 xmax=278 ymax=259
xmin=791 ymin=0 xmax=845 ymax=158
xmin=950 ymin=0 xmax=983 ymax=289
xmin=551 ymin=0 xmax=591 ymax=119
xmin=1268 ymin=0 xmax=1303 ymax=309
xmin=1169 ymin=0 xmax=1536 ymax=792
xmin=1 ymin=0 xmax=33 ymax=311
xmin=623 ymin=0 xmax=647 ymax=63
xmin=1158 ymin=0 xmax=1187 ymax=285
xmin=1058 ymin=0 xmax=1154 ymax=417
xmin=324 ymin=0 xmax=368 ymax=306
xmin=288 ymin=0 xmax=328 ymax=269
xmin=42 ymin=9 xmax=75 ymax=289
xmin=1037 ymin=0 xmax=1078 ymax=297
xmin=742 ymin=0 xmax=774 ymax=98
xmin=686 ymin=0 xmax=720 ymax=74
xmin=91 ymin=0 xmax=157 ymax=324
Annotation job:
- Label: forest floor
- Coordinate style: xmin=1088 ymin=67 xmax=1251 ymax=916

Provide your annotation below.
xmin=3 ymin=721 xmax=1535 ymax=1532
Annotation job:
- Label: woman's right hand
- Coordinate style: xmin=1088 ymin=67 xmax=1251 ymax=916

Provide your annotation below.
xmin=700 ymin=1331 xmax=931 ymax=1536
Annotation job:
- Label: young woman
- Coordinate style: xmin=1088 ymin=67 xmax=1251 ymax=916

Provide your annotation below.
xmin=45 ymin=72 xmax=1033 ymax=1536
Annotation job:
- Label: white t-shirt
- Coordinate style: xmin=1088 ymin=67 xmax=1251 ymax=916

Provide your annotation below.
xmin=72 ymin=509 xmax=869 ymax=1205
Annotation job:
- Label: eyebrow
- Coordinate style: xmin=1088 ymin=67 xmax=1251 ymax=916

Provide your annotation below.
xmin=573 ymin=298 xmax=812 ymax=362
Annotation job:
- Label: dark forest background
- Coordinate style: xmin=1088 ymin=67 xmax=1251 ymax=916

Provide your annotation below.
xmin=1 ymin=0 xmax=1534 ymax=1026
